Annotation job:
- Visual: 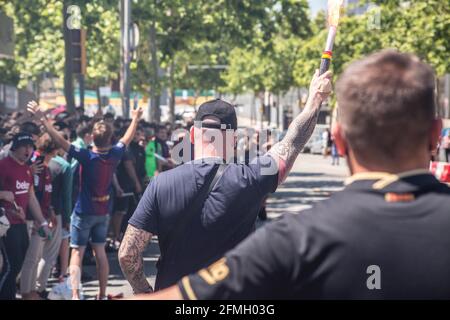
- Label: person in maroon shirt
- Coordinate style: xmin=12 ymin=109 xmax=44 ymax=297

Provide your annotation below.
xmin=20 ymin=133 xmax=58 ymax=300
xmin=0 ymin=133 xmax=51 ymax=300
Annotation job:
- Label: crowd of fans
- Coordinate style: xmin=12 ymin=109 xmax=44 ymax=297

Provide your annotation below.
xmin=0 ymin=106 xmax=184 ymax=300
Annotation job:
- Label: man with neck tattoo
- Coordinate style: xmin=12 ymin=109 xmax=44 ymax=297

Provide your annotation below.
xmin=118 ymin=70 xmax=332 ymax=295
xmin=27 ymin=101 xmax=143 ymax=300
xmin=137 ymin=50 xmax=450 ymax=300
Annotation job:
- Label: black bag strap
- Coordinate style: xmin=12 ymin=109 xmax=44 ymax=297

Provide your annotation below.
xmin=159 ymin=163 xmax=227 ymax=257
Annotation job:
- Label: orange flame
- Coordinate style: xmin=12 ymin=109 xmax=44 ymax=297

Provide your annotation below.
xmin=328 ymin=0 xmax=345 ymax=27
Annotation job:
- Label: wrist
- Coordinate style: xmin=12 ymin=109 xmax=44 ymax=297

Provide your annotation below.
xmin=40 ymin=220 xmax=49 ymax=227
xmin=133 ymin=287 xmax=153 ymax=295
xmin=306 ymin=94 xmax=323 ymax=109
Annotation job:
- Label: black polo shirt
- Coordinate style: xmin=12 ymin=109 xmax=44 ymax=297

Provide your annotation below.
xmin=129 ymin=155 xmax=278 ymax=290
xmin=179 ymin=172 xmax=450 ymax=299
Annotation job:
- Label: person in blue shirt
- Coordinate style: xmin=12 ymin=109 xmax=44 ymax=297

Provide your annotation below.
xmin=27 ymin=101 xmax=143 ymax=300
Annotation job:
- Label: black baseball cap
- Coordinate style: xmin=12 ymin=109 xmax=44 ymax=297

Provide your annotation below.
xmin=11 ymin=132 xmax=35 ymax=150
xmin=195 ymin=99 xmax=237 ymax=130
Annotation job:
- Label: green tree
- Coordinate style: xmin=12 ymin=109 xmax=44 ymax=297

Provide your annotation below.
xmin=293 ymin=0 xmax=449 ymax=93
xmin=0 ymin=0 xmax=121 ymax=112
xmin=0 ymin=0 xmax=64 ymax=92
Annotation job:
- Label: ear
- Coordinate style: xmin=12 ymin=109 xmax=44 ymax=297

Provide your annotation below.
xmin=331 ymin=123 xmax=347 ymax=157
xmin=430 ymin=118 xmax=443 ymax=151
xmin=189 ymin=126 xmax=195 ymax=144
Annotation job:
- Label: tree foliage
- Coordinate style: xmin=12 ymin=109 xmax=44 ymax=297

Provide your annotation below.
xmin=1 ymin=0 xmax=448 ymax=117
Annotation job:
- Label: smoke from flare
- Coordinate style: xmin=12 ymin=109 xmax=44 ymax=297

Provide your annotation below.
xmin=328 ymin=0 xmax=344 ymax=27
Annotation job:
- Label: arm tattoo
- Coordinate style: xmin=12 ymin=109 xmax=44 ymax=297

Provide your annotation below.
xmin=269 ymin=102 xmax=321 ymax=182
xmin=119 ymin=225 xmax=153 ymax=294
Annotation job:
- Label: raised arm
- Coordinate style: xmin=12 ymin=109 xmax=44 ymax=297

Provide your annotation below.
xmin=119 ymin=107 xmax=143 ymax=147
xmin=269 ymin=70 xmax=333 ymax=183
xmin=27 ymin=101 xmax=71 ymax=152
xmin=118 ymin=224 xmax=153 ymax=294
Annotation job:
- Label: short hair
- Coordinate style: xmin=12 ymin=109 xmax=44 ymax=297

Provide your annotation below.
xmin=36 ymin=133 xmax=58 ymax=154
xmin=336 ymin=49 xmax=436 ymax=163
xmin=54 ymin=121 xmax=69 ymax=131
xmin=20 ymin=121 xmax=40 ymax=136
xmin=76 ymin=107 xmax=85 ymax=113
xmin=92 ymin=121 xmax=113 ymax=148
xmin=80 ymin=115 xmax=90 ymax=123
xmin=104 ymin=113 xmax=114 ymax=120
xmin=156 ymin=125 xmax=167 ymax=133
xmin=76 ymin=123 xmax=92 ymax=139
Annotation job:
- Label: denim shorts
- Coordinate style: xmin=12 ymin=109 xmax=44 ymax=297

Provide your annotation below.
xmin=70 ymin=213 xmax=110 ymax=248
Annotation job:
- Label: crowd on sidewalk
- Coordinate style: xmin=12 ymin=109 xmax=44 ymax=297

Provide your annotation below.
xmin=0 ymin=104 xmax=184 ymax=299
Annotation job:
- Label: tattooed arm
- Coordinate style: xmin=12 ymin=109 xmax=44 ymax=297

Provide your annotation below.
xmin=269 ymin=70 xmax=333 ymax=183
xmin=119 ymin=224 xmax=154 ymax=294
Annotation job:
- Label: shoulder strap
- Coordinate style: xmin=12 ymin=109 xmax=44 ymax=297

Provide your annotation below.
xmin=159 ymin=163 xmax=227 ymax=256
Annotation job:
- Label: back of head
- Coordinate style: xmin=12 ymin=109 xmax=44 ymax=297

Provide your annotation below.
xmin=104 ymin=113 xmax=114 ymax=120
xmin=76 ymin=123 xmax=93 ymax=139
xmin=54 ymin=121 xmax=69 ymax=131
xmin=336 ymin=49 xmax=436 ymax=164
xmin=92 ymin=121 xmax=113 ymax=148
xmin=20 ymin=121 xmax=40 ymax=137
xmin=36 ymin=132 xmax=58 ymax=155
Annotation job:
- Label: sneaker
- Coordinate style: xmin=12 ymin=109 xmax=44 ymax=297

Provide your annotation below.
xmin=51 ymin=266 xmax=60 ymax=279
xmin=37 ymin=290 xmax=49 ymax=300
xmin=96 ymin=293 xmax=124 ymax=300
xmin=113 ymin=240 xmax=121 ymax=250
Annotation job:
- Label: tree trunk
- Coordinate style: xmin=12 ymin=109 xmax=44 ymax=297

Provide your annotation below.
xmin=63 ymin=0 xmax=76 ymax=113
xmin=96 ymin=84 xmax=102 ymax=111
xmin=149 ymin=20 xmax=160 ymax=123
xmin=194 ymin=90 xmax=199 ymax=112
xmin=277 ymin=92 xmax=282 ymax=129
xmin=78 ymin=74 xmax=85 ymax=108
xmin=251 ymin=94 xmax=256 ymax=126
xmin=259 ymin=92 xmax=265 ymax=130
xmin=35 ymin=76 xmax=41 ymax=104
xmin=168 ymin=59 xmax=176 ymax=124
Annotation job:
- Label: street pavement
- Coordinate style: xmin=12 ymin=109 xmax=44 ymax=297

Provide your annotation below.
xmin=50 ymin=154 xmax=349 ymax=299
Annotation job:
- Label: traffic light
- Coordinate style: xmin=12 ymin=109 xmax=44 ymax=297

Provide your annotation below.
xmin=70 ymin=29 xmax=86 ymax=75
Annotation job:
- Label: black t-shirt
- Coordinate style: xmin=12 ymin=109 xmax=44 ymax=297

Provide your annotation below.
xmin=116 ymin=148 xmax=135 ymax=193
xmin=129 ymin=155 xmax=278 ymax=289
xmin=179 ymin=173 xmax=450 ymax=299
xmin=129 ymin=141 xmax=146 ymax=185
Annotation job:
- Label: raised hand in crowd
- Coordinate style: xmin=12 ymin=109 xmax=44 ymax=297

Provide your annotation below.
xmin=27 ymin=100 xmax=71 ymax=152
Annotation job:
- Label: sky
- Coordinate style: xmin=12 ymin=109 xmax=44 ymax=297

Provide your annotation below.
xmin=308 ymin=0 xmax=328 ymax=17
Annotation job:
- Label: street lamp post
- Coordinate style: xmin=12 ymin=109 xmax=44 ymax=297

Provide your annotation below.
xmin=120 ymin=0 xmax=131 ymax=118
